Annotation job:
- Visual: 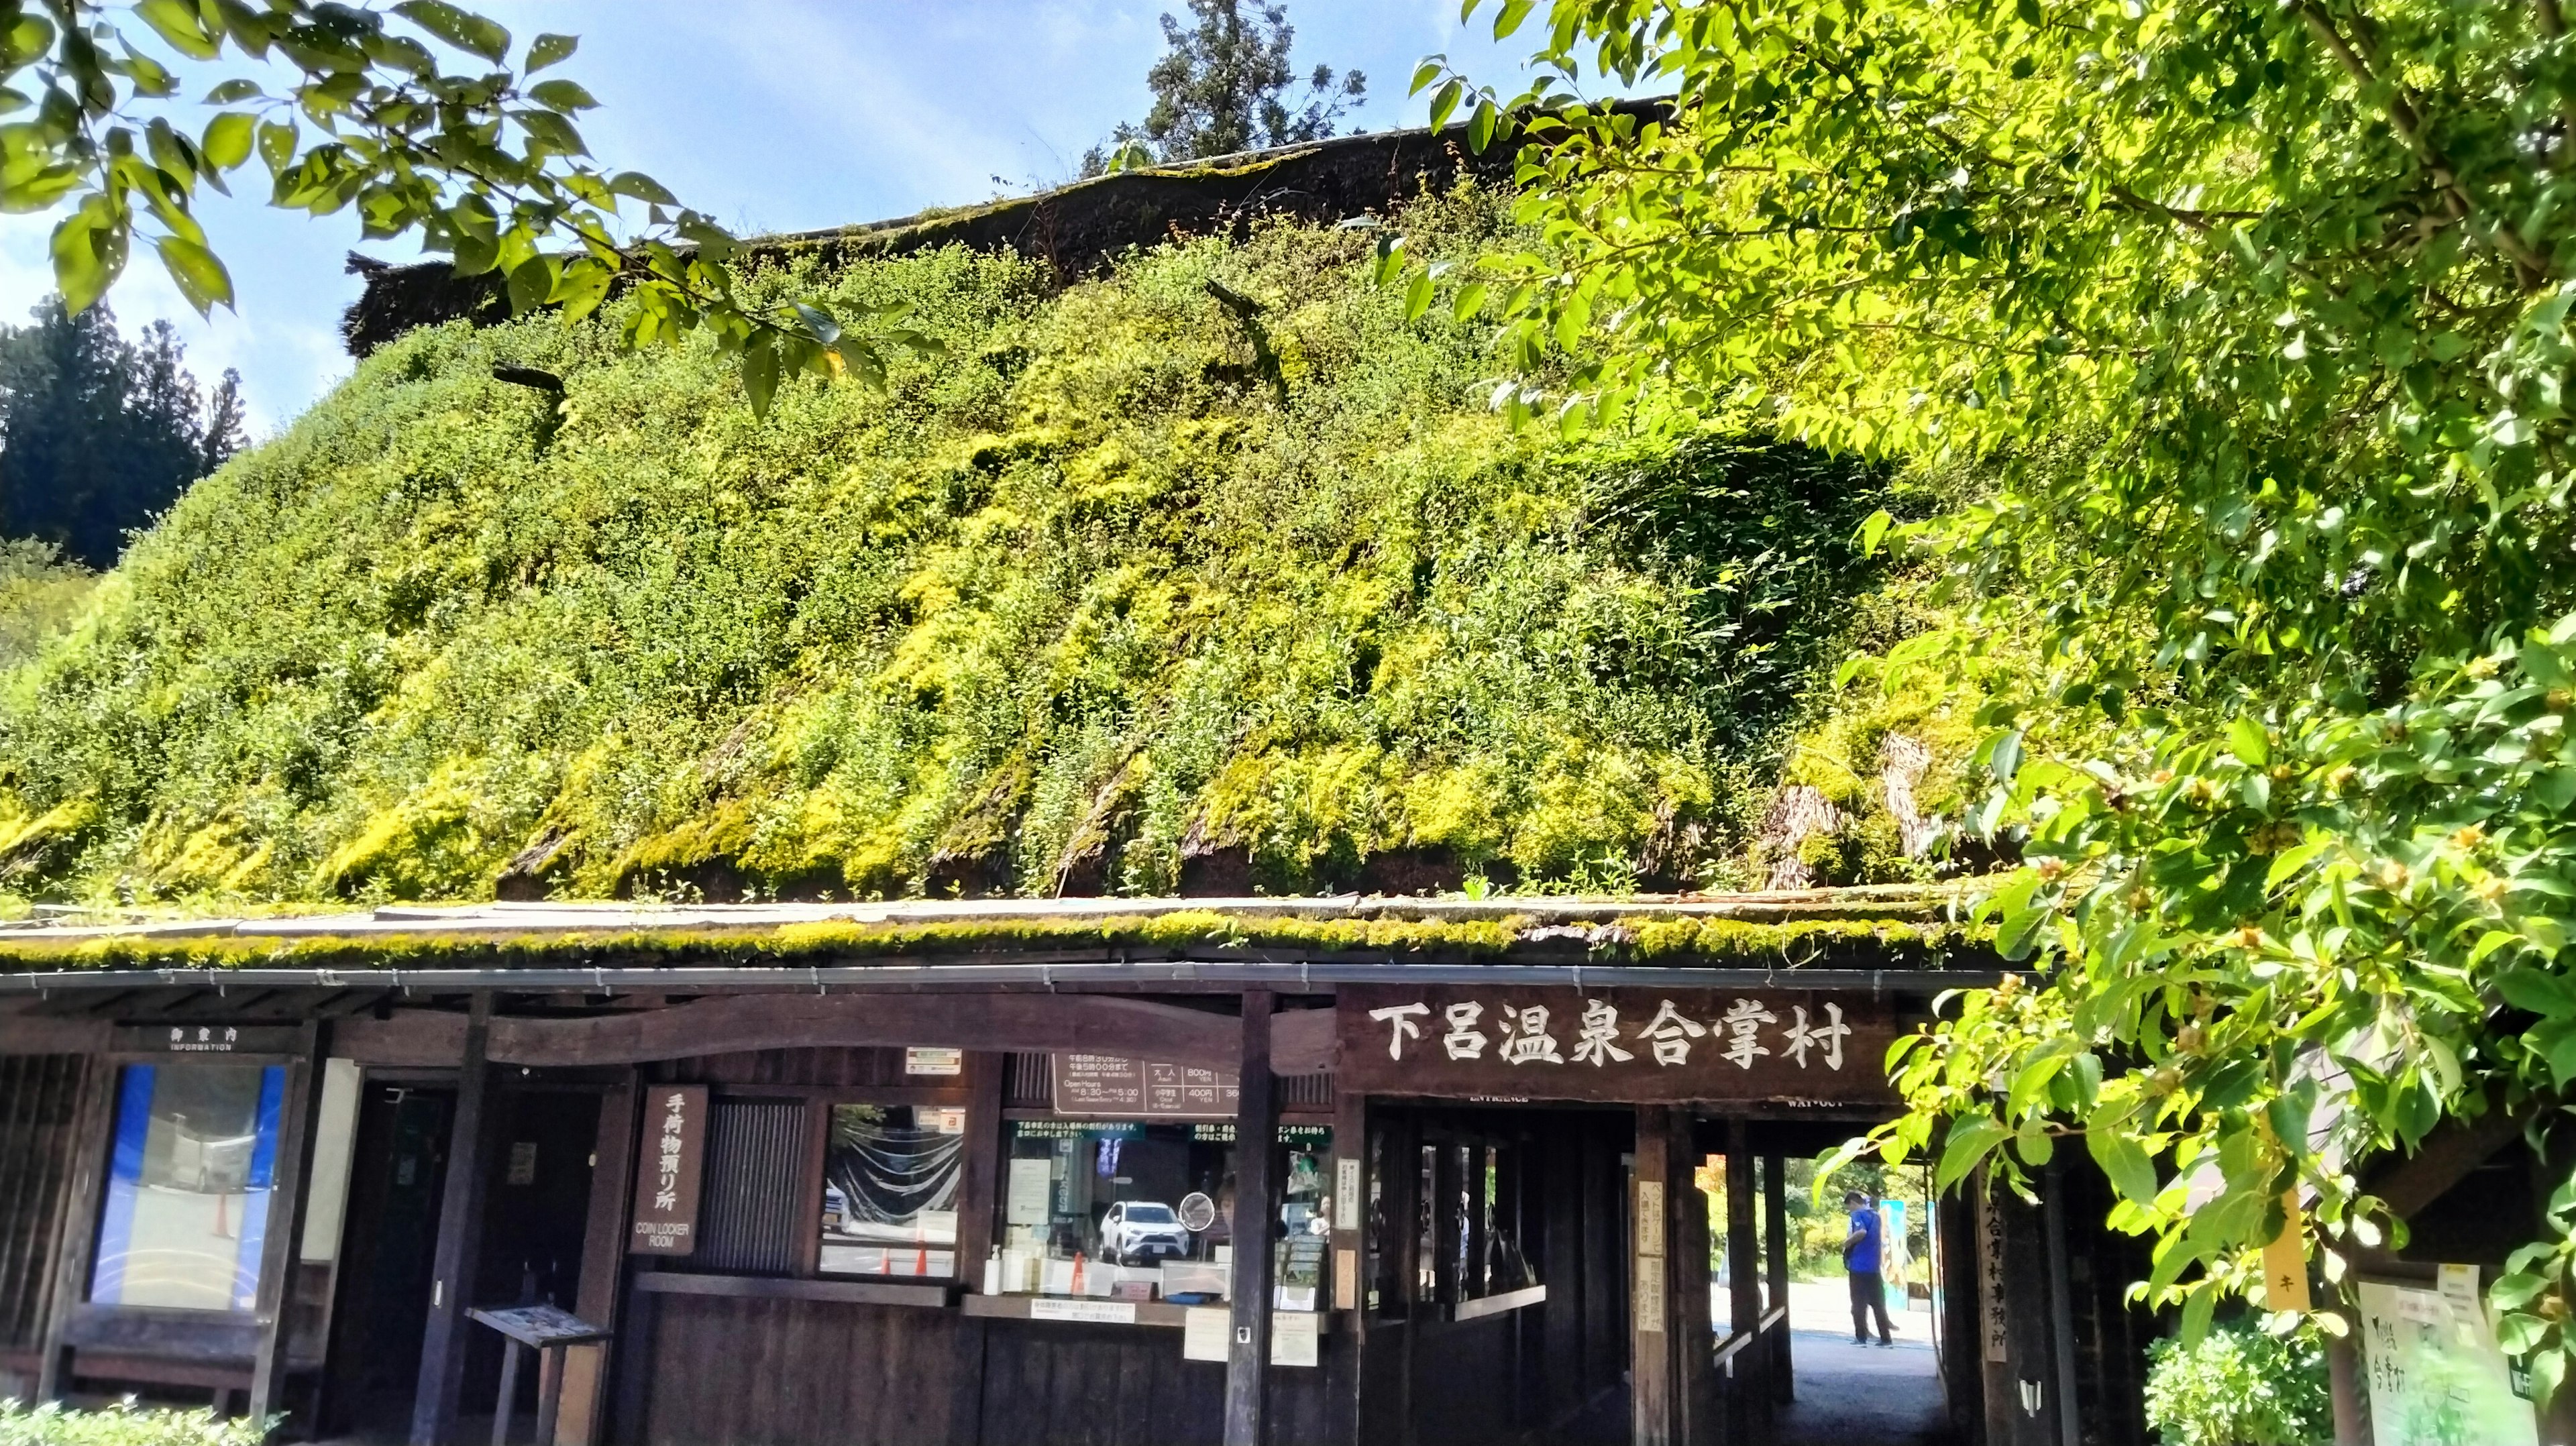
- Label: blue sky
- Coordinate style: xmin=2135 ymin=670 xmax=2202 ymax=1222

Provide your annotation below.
xmin=0 ymin=2 xmax=1552 ymax=433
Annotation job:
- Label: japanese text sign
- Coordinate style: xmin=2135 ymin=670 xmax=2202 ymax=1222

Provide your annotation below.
xmin=1053 ymin=1054 xmax=1239 ymax=1117
xmin=629 ymin=1084 xmax=706 ymax=1256
xmin=1335 ymin=986 xmax=1898 ymax=1104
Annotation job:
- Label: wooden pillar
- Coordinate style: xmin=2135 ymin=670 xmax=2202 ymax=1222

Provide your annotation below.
xmin=1670 ymin=1115 xmax=1711 ymax=1446
xmin=944 ymin=1051 xmax=1004 ymax=1446
xmin=1328 ymin=1090 xmax=1368 ymax=1446
xmin=1763 ymin=1154 xmax=1793 ymax=1404
xmin=2326 ymin=1296 xmax=2367 ymax=1446
xmin=553 ymin=1070 xmax=638 ymax=1446
xmin=412 ymin=993 xmax=498 ymax=1446
xmin=34 ymin=1056 xmax=115 ymax=1402
xmin=1974 ymin=1170 xmax=2065 ymax=1446
xmin=248 ymin=1022 xmax=327 ymax=1425
xmin=1385 ymin=1110 xmax=1420 ymax=1446
xmin=1725 ymin=1121 xmax=1762 ymax=1446
xmin=1224 ymin=990 xmax=1279 ymax=1446
xmin=1631 ymin=1105 xmax=1674 ymax=1446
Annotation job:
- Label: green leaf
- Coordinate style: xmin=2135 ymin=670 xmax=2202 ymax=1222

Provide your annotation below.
xmin=49 ymin=205 xmax=122 ymax=315
xmin=1468 ymin=97 xmax=1498 ymax=153
xmin=201 ymin=113 xmax=254 ymax=172
xmin=607 ymin=171 xmax=676 ymax=206
xmin=1856 ymin=508 xmax=1894 ymax=557
xmin=1937 ymin=1114 xmax=2010 ymax=1190
xmin=1430 ymin=78 xmax=1464 ymax=133
xmin=2497 ymin=969 xmax=2576 ymax=1019
xmin=256 ymin=119 xmax=297 ymax=172
xmin=1404 ymin=269 xmax=1434 ymax=323
xmin=1410 ymin=60 xmax=1444 ymax=97
xmin=203 ymin=79 xmax=262 ymax=105
xmin=2015 ymin=0 xmax=2043 ymax=25
xmin=528 ymin=78 xmax=597 ymax=113
xmin=2229 ymin=716 xmax=2270 ymax=767
xmin=1452 ymin=282 xmax=1487 ymax=321
xmin=526 ymin=32 xmax=578 ymax=72
xmin=741 ymin=336 xmax=780 ymax=418
xmin=2087 ymin=1129 xmax=2159 ymax=1205
xmin=1493 ymin=0 xmax=1536 ymax=41
xmin=392 ymin=0 xmax=511 ymax=63
xmin=136 ymin=0 xmax=222 ymax=60
xmin=153 ymin=235 xmax=232 ymax=315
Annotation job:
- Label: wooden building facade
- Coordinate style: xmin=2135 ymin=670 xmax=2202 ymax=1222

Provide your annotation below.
xmin=0 ymin=893 xmax=2162 ymax=1446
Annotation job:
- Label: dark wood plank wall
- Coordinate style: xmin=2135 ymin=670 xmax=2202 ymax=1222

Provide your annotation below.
xmin=0 ymin=1057 xmax=87 ymax=1358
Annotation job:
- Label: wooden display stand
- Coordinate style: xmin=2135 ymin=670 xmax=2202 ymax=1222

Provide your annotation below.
xmin=467 ymin=1304 xmax=612 ymax=1446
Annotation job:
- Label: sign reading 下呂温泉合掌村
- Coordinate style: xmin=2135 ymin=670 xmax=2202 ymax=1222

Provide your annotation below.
xmin=629 ymin=1084 xmax=706 ymax=1256
xmin=1334 ymin=986 xmax=1899 ymax=1104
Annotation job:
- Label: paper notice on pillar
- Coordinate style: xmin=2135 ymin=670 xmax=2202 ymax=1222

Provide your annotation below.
xmin=1635 ymin=1180 xmax=1666 ymax=1259
xmin=1183 ymin=1306 xmax=1230 ymax=1363
xmin=1334 ymin=1159 xmax=1360 ymax=1231
xmin=1271 ymin=1311 xmax=1320 ymax=1368
xmin=1634 ymin=1256 xmax=1666 ymax=1333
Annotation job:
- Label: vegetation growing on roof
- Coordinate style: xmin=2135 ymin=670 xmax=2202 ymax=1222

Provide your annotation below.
xmin=0 ymin=190 xmax=1922 ymax=910
xmin=0 ymin=909 xmax=1979 ymax=974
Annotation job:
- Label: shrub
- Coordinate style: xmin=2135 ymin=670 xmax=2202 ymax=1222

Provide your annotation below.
xmin=2142 ymin=1324 xmax=2331 ymax=1446
xmin=0 ymin=1399 xmax=270 ymax=1446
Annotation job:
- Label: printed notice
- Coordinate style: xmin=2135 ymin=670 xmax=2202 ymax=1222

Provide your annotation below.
xmin=1335 ymin=1158 xmax=1360 ymax=1231
xmin=1272 ymin=1311 xmax=1320 ymax=1368
xmin=1635 ymin=1256 xmax=1666 ymax=1333
xmin=1183 ymin=1306 xmax=1230 ymax=1362
xmin=1006 ymin=1158 xmax=1054 ymax=1227
xmin=1334 ymin=1249 xmax=1358 ymax=1311
xmin=1635 ymin=1180 xmax=1666 ymax=1258
xmin=904 ymin=1047 xmax=963 ymax=1076
xmin=1029 ymin=1298 xmax=1136 ymax=1325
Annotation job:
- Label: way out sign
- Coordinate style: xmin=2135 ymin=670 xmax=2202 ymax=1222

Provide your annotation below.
xmin=630 ymin=1084 xmax=707 ymax=1256
xmin=1336 ymin=985 xmax=1900 ymax=1105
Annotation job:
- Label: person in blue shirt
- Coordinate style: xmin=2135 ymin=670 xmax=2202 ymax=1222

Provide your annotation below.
xmin=1843 ymin=1190 xmax=1896 ymax=1345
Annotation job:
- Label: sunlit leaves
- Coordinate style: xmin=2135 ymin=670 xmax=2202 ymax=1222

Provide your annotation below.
xmin=0 ymin=1 xmax=901 ymax=415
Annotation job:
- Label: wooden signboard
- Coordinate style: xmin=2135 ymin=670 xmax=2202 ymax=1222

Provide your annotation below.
xmin=629 ymin=1084 xmax=707 ymax=1256
xmin=113 ymin=1023 xmax=305 ymax=1056
xmin=1052 ymin=1054 xmax=1239 ymax=1117
xmin=1335 ymin=985 xmax=1900 ymax=1105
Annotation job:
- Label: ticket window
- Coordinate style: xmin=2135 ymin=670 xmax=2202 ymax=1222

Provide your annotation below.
xmin=989 ymin=1121 xmax=1332 ymax=1307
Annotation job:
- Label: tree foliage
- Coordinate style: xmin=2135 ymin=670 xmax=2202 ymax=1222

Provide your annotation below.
xmin=1084 ymin=0 xmax=1364 ymax=174
xmin=0 ymin=295 xmax=241 ymax=566
xmin=1417 ymin=0 xmax=2576 ymax=1394
xmin=0 ymin=1 xmax=920 ymax=413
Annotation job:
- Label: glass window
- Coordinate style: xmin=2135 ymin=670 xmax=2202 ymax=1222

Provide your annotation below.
xmin=91 ymin=1063 xmax=286 ymax=1312
xmin=991 ymin=1122 xmax=1332 ymax=1307
xmin=818 ymin=1105 xmax=964 ymax=1278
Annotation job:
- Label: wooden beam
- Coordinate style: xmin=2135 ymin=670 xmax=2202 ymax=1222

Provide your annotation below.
xmin=248 ymin=1022 xmax=325 ymax=1425
xmin=2364 ymin=1105 xmax=2532 ymax=1219
xmin=332 ymin=993 xmax=1267 ymax=1070
xmin=34 ymin=1057 xmax=113 ymax=1402
xmin=0 ymin=1017 xmax=108 ymax=1056
xmin=1222 ymin=991 xmax=1278 ymax=1446
xmin=1273 ymin=1006 xmax=1335 ymax=1076
xmin=411 ymin=993 xmax=496 ymax=1446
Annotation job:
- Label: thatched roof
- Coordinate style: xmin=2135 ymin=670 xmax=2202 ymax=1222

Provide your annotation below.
xmin=339 ymin=109 xmax=1660 ymax=356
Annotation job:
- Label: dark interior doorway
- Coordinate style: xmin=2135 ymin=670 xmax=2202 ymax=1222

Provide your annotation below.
xmin=459 ymin=1086 xmax=602 ymax=1437
xmin=320 ymin=1084 xmax=454 ymax=1442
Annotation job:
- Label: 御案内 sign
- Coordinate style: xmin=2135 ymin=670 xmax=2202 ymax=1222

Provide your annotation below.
xmin=1334 ymin=986 xmax=1899 ymax=1104
xmin=629 ymin=1084 xmax=706 ymax=1256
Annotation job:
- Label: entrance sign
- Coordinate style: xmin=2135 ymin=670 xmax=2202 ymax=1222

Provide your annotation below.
xmin=1336 ymin=986 xmax=1900 ymax=1104
xmin=629 ymin=1084 xmax=707 ymax=1256
xmin=1052 ymin=1054 xmax=1240 ymax=1117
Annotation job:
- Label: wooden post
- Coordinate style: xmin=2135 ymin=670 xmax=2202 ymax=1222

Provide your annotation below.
xmin=1670 ymin=1114 xmax=1711 ymax=1446
xmin=248 ymin=1021 xmax=327 ymax=1427
xmin=944 ymin=1052 xmax=1003 ymax=1446
xmin=412 ymin=993 xmax=498 ymax=1446
xmin=2326 ymin=1296 xmax=2368 ymax=1446
xmin=34 ymin=1056 xmax=114 ymax=1402
xmin=1328 ymin=1090 xmax=1368 ymax=1446
xmin=553 ymin=1070 xmax=637 ymax=1446
xmin=1725 ymin=1120 xmax=1762 ymax=1446
xmin=1631 ymin=1105 xmax=1674 ymax=1446
xmin=1223 ymin=989 xmax=1279 ymax=1446
xmin=1763 ymin=1153 xmax=1793 ymax=1404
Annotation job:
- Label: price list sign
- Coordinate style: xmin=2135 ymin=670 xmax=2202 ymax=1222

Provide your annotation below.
xmin=1051 ymin=1054 xmax=1240 ymax=1117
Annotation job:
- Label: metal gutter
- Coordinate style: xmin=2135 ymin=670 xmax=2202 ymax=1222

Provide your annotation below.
xmin=0 ymin=958 xmax=2008 ymax=995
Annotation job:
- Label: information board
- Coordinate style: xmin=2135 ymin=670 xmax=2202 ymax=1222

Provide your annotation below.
xmin=2357 ymin=1277 xmax=2538 ymax=1446
xmin=1052 ymin=1054 xmax=1239 ymax=1117
xmin=629 ymin=1084 xmax=707 ymax=1256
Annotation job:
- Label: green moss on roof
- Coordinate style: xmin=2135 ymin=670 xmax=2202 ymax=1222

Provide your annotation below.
xmin=0 ymin=188 xmax=1899 ymax=911
xmin=0 ymin=911 xmax=1982 ymax=973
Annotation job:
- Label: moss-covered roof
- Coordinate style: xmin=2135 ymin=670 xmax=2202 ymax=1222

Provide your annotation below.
xmin=0 ymin=885 xmax=1989 ymax=975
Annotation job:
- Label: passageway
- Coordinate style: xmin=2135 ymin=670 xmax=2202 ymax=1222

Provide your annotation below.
xmin=1770 ymin=1333 xmax=1953 ymax=1446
